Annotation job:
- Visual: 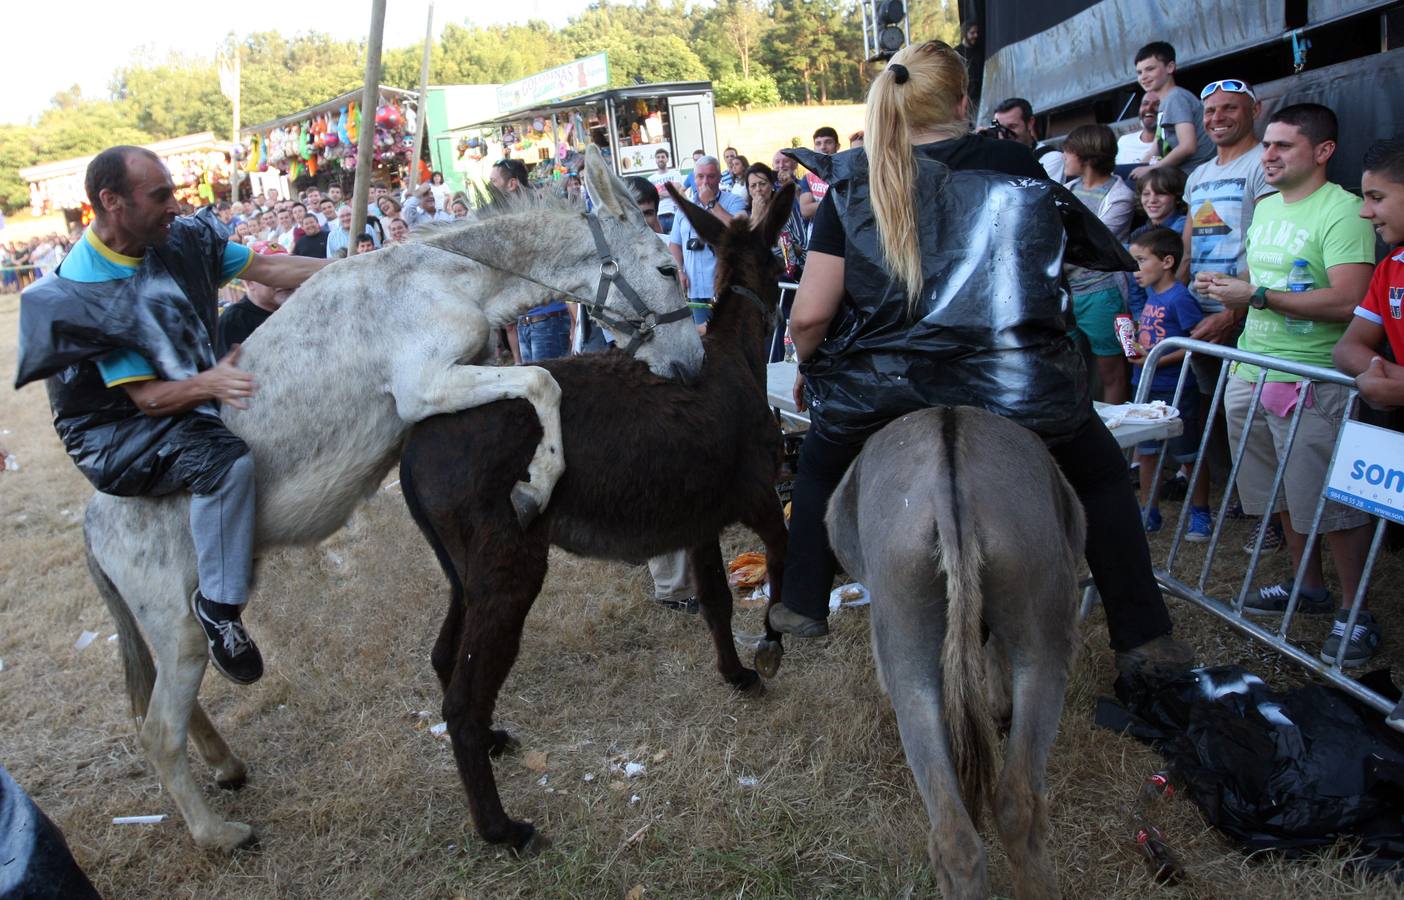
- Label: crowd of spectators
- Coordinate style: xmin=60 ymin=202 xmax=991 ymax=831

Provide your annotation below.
xmin=2 ymin=232 xmax=78 ymax=292
xmin=974 ymin=39 xmax=1403 ymax=667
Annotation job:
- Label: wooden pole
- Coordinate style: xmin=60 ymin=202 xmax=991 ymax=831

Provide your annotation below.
xmin=349 ymin=0 xmax=387 ymax=256
xmin=231 ymin=49 xmax=241 ymax=202
xmin=406 ymin=2 xmax=434 ymax=194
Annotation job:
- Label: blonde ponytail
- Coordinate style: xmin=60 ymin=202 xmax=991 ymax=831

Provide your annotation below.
xmin=863 ymin=41 xmax=970 ymax=315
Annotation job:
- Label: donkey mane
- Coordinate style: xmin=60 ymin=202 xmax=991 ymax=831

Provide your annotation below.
xmin=408 ymin=186 xmax=589 ymax=245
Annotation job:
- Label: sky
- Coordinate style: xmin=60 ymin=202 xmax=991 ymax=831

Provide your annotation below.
xmin=0 ymin=0 xmax=594 ymax=125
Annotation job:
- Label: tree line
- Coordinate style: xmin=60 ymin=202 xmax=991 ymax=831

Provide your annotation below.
xmin=0 ymin=0 xmax=960 ymax=213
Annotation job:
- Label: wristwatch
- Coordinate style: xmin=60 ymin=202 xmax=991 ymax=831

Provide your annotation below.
xmin=1250 ymin=285 xmax=1270 ymax=310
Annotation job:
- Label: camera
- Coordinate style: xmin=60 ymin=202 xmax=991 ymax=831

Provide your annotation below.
xmin=686 ymin=237 xmax=705 ymax=251
xmin=980 ymin=119 xmax=1016 ymax=141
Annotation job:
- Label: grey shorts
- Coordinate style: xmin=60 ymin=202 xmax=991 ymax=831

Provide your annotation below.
xmin=1223 ymin=376 xmax=1369 ymax=534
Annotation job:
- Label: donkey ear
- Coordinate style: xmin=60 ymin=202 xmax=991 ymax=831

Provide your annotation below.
xmin=582 ymin=144 xmax=626 ymax=218
xmin=760 ymin=182 xmax=796 ymax=250
xmin=667 ymin=183 xmax=727 ymax=248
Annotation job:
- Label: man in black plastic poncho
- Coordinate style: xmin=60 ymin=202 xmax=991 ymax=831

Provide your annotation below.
xmin=14 ymin=146 xmax=328 ymax=685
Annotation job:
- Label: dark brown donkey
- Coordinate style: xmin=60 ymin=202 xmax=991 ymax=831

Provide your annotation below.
xmin=398 ymin=184 xmax=795 ymax=852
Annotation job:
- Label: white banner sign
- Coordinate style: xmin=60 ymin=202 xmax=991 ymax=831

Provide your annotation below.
xmin=1324 ymin=419 xmax=1404 ymax=525
xmin=497 ymin=53 xmax=609 ymax=114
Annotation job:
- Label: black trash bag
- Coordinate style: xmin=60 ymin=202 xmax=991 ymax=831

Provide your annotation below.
xmin=1096 ymin=666 xmax=1404 ymax=876
xmin=783 ymin=145 xmax=1134 ymax=448
xmin=14 ymin=208 xmax=248 ymax=496
xmin=0 ymin=764 xmax=101 ymax=899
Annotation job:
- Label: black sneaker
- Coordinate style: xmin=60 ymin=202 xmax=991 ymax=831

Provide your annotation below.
xmin=190 ymin=592 xmax=264 ymax=684
xmin=654 ymin=595 xmax=700 ymax=614
xmin=1320 ymin=609 xmax=1381 ymax=668
xmin=1242 ymin=580 xmax=1333 ymax=617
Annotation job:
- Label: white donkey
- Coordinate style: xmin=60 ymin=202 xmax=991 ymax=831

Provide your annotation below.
xmin=82 ymin=147 xmax=703 ymax=852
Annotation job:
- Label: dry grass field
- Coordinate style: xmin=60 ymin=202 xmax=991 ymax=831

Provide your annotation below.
xmin=2 ymin=288 xmax=1402 ymax=899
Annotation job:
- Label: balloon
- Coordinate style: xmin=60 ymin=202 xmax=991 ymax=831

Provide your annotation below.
xmin=347 ymin=101 xmax=359 ymax=142
xmin=337 ymin=107 xmax=350 ymax=146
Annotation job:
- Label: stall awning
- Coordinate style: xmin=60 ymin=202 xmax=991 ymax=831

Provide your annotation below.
xmin=18 ymin=132 xmax=234 ymax=184
xmin=241 ymin=85 xmax=419 ymax=135
xmin=18 ymin=132 xmax=236 ymax=214
xmin=461 ymin=82 xmax=713 ymax=130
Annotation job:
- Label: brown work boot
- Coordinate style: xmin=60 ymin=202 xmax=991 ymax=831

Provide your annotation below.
xmin=1115 ymin=635 xmax=1195 ymax=681
xmin=767 ymin=603 xmax=829 ymax=638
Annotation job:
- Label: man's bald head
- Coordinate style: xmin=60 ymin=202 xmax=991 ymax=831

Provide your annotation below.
xmin=85 ymin=146 xmax=162 ymax=212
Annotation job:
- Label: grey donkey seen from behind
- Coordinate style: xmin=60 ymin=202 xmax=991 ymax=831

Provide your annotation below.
xmin=826 ymin=406 xmax=1086 ymax=900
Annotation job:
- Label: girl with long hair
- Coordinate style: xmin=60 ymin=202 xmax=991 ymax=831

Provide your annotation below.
xmin=769 ymin=40 xmax=1190 ymax=678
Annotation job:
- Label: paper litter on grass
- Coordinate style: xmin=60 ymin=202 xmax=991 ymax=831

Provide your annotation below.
xmin=74 ymin=631 xmax=99 ymax=651
xmin=737 ymin=775 xmax=759 ymax=788
xmin=828 ymin=583 xmax=870 ymax=612
xmin=112 ymin=814 xmax=166 ymax=825
xmin=429 ymin=722 xmax=448 ymax=737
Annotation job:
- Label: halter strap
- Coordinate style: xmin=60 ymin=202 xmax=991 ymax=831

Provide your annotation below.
xmin=727 ymin=284 xmax=776 ymax=329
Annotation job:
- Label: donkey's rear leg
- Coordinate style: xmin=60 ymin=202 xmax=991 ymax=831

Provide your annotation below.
xmin=872 ymin=592 xmax=990 ymax=900
xmin=189 ymin=703 xmax=247 ymax=789
xmin=991 ymin=664 xmax=1069 ymax=900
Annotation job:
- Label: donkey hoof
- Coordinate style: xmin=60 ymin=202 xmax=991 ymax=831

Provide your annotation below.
xmin=754 ymin=640 xmax=784 ymax=679
xmin=489 ymin=729 xmax=520 ymax=758
xmin=200 ymin=821 xmax=257 ymax=854
xmin=727 ymin=667 xmax=762 ymax=692
xmin=510 ymin=482 xmax=542 ymax=530
xmin=216 ymin=771 xmax=247 ymax=791
xmin=508 ymin=822 xmax=549 ymax=857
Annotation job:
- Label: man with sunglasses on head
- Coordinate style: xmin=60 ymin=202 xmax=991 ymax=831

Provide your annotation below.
xmin=1183 ymin=79 xmax=1276 ymax=351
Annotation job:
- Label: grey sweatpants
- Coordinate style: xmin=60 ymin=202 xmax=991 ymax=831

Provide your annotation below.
xmin=190 ymin=452 xmax=256 ymax=606
xmin=647 ymin=549 xmax=694 ymax=604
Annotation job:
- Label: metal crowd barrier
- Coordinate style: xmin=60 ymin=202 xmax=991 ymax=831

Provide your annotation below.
xmin=1129 ymin=336 xmax=1401 ymax=732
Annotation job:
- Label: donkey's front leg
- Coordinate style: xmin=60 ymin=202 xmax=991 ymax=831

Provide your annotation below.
xmin=392 ymin=363 xmax=563 ymax=528
xmin=144 ymin=614 xmax=256 ymax=852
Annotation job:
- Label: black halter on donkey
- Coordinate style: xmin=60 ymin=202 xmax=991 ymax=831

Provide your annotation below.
xmin=398 ymin=184 xmax=797 ymax=853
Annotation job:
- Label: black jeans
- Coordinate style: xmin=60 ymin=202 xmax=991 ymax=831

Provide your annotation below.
xmin=782 ymin=410 xmax=1174 ymax=652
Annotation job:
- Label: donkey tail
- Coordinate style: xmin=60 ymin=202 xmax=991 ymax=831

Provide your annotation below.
xmin=933 ymin=408 xmax=999 ymax=826
xmin=84 ymin=524 xmax=156 ymax=723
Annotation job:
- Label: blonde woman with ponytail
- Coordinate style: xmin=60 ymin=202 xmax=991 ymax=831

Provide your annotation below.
xmin=769 ymin=41 xmax=1192 ymax=682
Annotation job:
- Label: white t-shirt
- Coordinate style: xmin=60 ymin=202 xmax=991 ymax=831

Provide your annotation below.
xmin=648 ymin=169 xmax=685 ymax=217
xmin=1117 ymin=129 xmax=1155 ymax=166
xmin=1183 ymin=150 xmax=1274 ymax=313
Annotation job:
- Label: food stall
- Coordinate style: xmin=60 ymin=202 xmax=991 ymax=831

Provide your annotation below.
xmin=237 ymin=85 xmax=422 ymax=195
xmin=458 ymin=54 xmax=718 ymax=188
xmin=18 ymin=132 xmax=237 ymax=225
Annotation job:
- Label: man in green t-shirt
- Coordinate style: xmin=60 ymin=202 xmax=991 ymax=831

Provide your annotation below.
xmin=1195 ymin=104 xmax=1376 ymax=656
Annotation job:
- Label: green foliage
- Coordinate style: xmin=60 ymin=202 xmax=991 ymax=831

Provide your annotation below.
xmin=111 ymin=57 xmax=228 ymax=138
xmin=714 ymin=72 xmax=782 ymax=109
xmin=0 ymin=125 xmax=41 ymax=211
xmin=2 ymin=4 xmax=882 ymax=214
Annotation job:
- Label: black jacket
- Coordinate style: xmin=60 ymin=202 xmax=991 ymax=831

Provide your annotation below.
xmin=786 ymin=144 xmax=1135 ymax=445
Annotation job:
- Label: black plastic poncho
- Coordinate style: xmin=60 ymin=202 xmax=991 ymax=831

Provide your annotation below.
xmin=14 ymin=209 xmax=248 ymax=496
xmin=786 ymin=147 xmax=1135 ymax=446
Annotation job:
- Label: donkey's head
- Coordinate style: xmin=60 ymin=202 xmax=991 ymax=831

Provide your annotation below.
xmin=574 ymin=146 xmax=704 ymax=382
xmin=667 ymin=181 xmax=795 ymax=350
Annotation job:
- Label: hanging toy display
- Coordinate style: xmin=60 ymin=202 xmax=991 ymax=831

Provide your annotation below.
xmin=234 ymin=92 xmax=419 ymax=178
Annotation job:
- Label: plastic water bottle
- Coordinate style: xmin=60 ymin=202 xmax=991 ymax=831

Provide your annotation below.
xmin=1284 ymin=259 xmax=1314 ymax=335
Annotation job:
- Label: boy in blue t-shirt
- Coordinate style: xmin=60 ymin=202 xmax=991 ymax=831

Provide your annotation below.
xmin=1127 ymin=227 xmax=1211 ymax=537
